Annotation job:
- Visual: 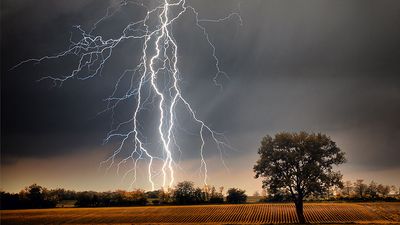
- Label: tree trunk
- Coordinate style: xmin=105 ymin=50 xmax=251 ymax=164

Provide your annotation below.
xmin=294 ymin=199 xmax=306 ymax=224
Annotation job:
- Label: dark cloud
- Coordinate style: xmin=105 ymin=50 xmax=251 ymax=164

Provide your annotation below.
xmin=2 ymin=0 xmax=400 ymax=178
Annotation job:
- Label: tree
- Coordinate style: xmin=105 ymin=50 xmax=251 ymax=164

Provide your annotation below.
xmin=342 ymin=180 xmax=353 ymax=197
xmin=377 ymin=184 xmax=390 ymax=198
xmin=226 ymin=188 xmax=247 ymax=204
xmin=126 ymin=189 xmax=148 ymax=205
xmin=254 ymin=132 xmax=346 ymax=223
xmin=390 ymin=185 xmax=398 ymax=196
xmin=193 ymin=187 xmax=206 ymax=204
xmin=208 ymin=186 xmax=224 ymax=203
xmin=354 ymin=179 xmax=367 ymax=198
xmin=173 ymin=181 xmax=196 ymax=204
xmin=367 ymin=181 xmax=378 ymax=198
xmin=18 ymin=184 xmax=55 ymax=208
xmin=25 ymin=184 xmax=45 ymax=208
xmin=159 ymin=188 xmax=173 ymax=204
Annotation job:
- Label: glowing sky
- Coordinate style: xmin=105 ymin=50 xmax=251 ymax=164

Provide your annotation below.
xmin=2 ymin=0 xmax=400 ymax=193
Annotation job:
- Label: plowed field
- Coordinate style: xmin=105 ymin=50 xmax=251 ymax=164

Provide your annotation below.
xmin=1 ymin=202 xmax=399 ymax=224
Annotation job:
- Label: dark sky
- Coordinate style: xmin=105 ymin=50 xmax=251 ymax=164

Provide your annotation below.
xmin=1 ymin=0 xmax=400 ymax=192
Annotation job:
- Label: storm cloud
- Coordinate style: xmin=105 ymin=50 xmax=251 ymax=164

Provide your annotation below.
xmin=1 ymin=0 xmax=400 ymax=191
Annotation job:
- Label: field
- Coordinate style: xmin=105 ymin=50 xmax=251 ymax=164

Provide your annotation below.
xmin=1 ymin=202 xmax=399 ymax=224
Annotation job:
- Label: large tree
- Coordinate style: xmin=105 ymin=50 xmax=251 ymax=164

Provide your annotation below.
xmin=254 ymin=132 xmax=346 ymax=223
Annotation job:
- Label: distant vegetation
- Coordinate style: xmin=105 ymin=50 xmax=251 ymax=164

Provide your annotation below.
xmin=335 ymin=179 xmax=399 ymax=201
xmin=1 ymin=179 xmax=398 ymax=210
xmin=261 ymin=179 xmax=400 ymax=202
xmin=0 ymin=181 xmax=246 ymax=209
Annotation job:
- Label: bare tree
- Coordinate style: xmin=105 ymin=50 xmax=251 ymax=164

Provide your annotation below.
xmin=354 ymin=179 xmax=367 ymax=198
xmin=367 ymin=181 xmax=378 ymax=198
xmin=342 ymin=180 xmax=353 ymax=197
xmin=377 ymin=184 xmax=390 ymax=197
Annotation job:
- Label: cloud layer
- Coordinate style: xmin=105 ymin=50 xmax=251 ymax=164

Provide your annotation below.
xmin=2 ymin=0 xmax=400 ymax=191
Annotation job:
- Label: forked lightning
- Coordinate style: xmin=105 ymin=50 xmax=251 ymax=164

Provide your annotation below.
xmin=12 ymin=0 xmax=241 ymax=190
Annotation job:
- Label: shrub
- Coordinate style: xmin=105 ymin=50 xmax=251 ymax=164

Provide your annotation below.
xmin=226 ymin=188 xmax=247 ymax=204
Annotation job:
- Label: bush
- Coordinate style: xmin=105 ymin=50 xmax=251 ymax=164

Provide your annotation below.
xmin=209 ymin=196 xmax=224 ymax=203
xmin=226 ymin=188 xmax=247 ymax=204
xmin=146 ymin=190 xmax=160 ymax=198
xmin=0 ymin=192 xmax=21 ymax=209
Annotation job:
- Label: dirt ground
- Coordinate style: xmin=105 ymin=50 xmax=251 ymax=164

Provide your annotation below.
xmin=1 ymin=202 xmax=399 ymax=224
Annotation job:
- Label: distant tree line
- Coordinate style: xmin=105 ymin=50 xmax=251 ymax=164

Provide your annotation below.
xmin=261 ymin=179 xmax=400 ymax=202
xmin=334 ymin=179 xmax=399 ymax=201
xmin=0 ymin=181 xmax=247 ymax=209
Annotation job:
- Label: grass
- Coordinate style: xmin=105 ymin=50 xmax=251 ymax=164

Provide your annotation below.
xmin=1 ymin=202 xmax=399 ymax=224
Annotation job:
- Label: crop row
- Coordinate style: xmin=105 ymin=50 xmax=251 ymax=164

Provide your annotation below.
xmin=1 ymin=203 xmax=394 ymax=225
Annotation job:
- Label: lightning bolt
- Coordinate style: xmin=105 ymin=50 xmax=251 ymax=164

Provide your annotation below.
xmin=12 ymin=0 xmax=240 ymax=190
